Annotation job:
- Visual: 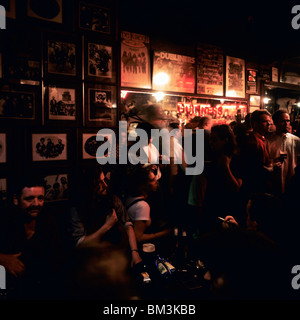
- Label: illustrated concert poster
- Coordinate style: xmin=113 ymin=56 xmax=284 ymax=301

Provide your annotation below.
xmin=120 ymin=31 xmax=151 ymax=89
xmin=152 ymin=50 xmax=195 ymax=93
xmin=225 ymin=56 xmax=245 ymax=98
xmin=197 ymin=44 xmax=224 ymax=96
xmin=246 ymin=68 xmax=257 ymax=94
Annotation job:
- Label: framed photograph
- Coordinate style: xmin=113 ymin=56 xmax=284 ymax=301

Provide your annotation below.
xmin=2 ymin=27 xmax=42 ymax=85
xmin=0 ymin=178 xmax=7 ymax=202
xmin=84 ymin=37 xmax=116 ymax=83
xmin=196 ymin=43 xmax=224 ymax=96
xmin=43 ymin=173 xmax=69 ymax=202
xmin=79 ymin=1 xmax=111 ymax=34
xmin=84 ymin=83 xmax=117 ymax=127
xmin=225 ymin=56 xmax=245 ymax=98
xmin=80 ymin=130 xmax=114 ymax=161
xmin=0 ymin=84 xmax=41 ymax=124
xmin=0 ymin=133 xmax=6 ymax=164
xmin=44 ymin=33 xmax=81 ymax=80
xmin=44 ymin=82 xmax=81 ymax=125
xmin=249 ymin=95 xmax=261 ymax=107
xmin=27 ymin=0 xmax=63 ymax=24
xmin=121 ymin=31 xmax=151 ymax=89
xmin=32 ymin=132 xmax=67 ymax=162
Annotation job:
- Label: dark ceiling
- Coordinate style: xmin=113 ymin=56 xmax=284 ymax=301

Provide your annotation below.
xmin=119 ymin=0 xmax=300 ymax=64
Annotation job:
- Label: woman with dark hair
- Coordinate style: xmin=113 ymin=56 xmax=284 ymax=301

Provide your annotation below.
xmin=124 ymin=165 xmax=172 ymax=251
xmin=189 ymin=124 xmax=243 ymax=235
xmin=66 ymin=166 xmax=142 ymax=267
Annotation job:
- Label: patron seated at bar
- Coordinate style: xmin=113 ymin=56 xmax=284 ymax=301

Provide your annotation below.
xmin=0 ymin=173 xmax=65 ymax=299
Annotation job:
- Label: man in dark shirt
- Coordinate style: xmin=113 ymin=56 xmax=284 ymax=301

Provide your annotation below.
xmin=0 ymin=175 xmax=64 ymax=299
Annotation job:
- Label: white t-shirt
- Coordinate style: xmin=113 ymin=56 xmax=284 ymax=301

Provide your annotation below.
xmin=125 ymin=197 xmax=151 ymax=224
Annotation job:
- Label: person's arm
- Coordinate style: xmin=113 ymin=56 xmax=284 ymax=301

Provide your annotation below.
xmin=78 ymin=209 xmax=118 ymax=247
xmin=218 ymin=154 xmax=242 ymax=193
xmin=133 ymin=220 xmax=171 ymax=243
xmin=124 ymin=222 xmax=142 ymax=265
xmin=0 ymin=252 xmax=25 ymax=277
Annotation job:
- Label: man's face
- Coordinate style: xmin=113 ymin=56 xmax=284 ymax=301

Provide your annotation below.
xmin=147 ymin=171 xmax=159 ymax=193
xmin=18 ymin=186 xmax=45 ymax=219
xmin=254 ymin=114 xmax=272 ymax=136
xmin=275 ymin=113 xmax=291 ymax=134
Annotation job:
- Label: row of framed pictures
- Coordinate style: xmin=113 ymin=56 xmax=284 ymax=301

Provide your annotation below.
xmin=0 ymin=31 xmax=117 ymax=85
xmin=0 ymin=128 xmax=115 ymax=164
xmin=0 ymin=82 xmax=117 ymax=127
xmin=5 ymin=0 xmax=116 ymax=36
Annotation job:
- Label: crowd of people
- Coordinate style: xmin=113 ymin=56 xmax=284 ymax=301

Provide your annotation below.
xmin=0 ymin=105 xmax=299 ymax=300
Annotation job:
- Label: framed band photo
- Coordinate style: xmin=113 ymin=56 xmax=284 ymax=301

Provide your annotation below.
xmin=32 ymin=132 xmax=67 ymax=162
xmin=79 ymin=1 xmax=111 ymax=34
xmin=44 ymin=33 xmax=81 ymax=81
xmin=84 ymin=37 xmax=116 ymax=84
xmin=84 ymin=83 xmax=117 ymax=127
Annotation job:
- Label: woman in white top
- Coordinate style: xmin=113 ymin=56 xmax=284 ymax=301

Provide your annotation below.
xmin=124 ymin=165 xmax=171 ymax=244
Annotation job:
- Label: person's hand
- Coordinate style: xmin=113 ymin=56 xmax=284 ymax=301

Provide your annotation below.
xmin=104 ymin=209 xmax=118 ymax=230
xmin=0 ymin=253 xmax=25 ymax=278
xmin=223 ymin=215 xmax=239 ymax=228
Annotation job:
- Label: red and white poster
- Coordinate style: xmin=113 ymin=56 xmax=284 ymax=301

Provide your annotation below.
xmin=152 ymin=51 xmax=195 ymax=93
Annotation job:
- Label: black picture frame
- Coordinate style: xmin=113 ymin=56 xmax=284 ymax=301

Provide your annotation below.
xmin=84 ymin=35 xmax=116 ymax=84
xmin=77 ymin=127 xmax=115 ymax=165
xmin=28 ymin=128 xmax=75 ymax=167
xmin=43 ymin=81 xmax=82 ymax=126
xmin=78 ymin=1 xmax=112 ymax=35
xmin=1 ymin=26 xmax=42 ymax=85
xmin=43 ymin=32 xmax=82 ymax=82
xmin=84 ymin=82 xmax=117 ymax=127
xmin=15 ymin=0 xmax=74 ymax=33
xmin=0 ymin=83 xmax=42 ymax=125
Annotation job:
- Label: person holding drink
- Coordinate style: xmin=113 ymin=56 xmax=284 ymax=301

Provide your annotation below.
xmin=266 ymin=110 xmax=300 ymax=194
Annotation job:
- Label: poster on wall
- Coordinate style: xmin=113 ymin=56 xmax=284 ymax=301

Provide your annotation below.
xmin=121 ymin=31 xmax=151 ymax=89
xmin=225 ymin=56 xmax=245 ymax=98
xmin=152 ymin=51 xmax=195 ymax=93
xmin=246 ymin=68 xmax=257 ymax=94
xmin=196 ymin=44 xmax=224 ymax=96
